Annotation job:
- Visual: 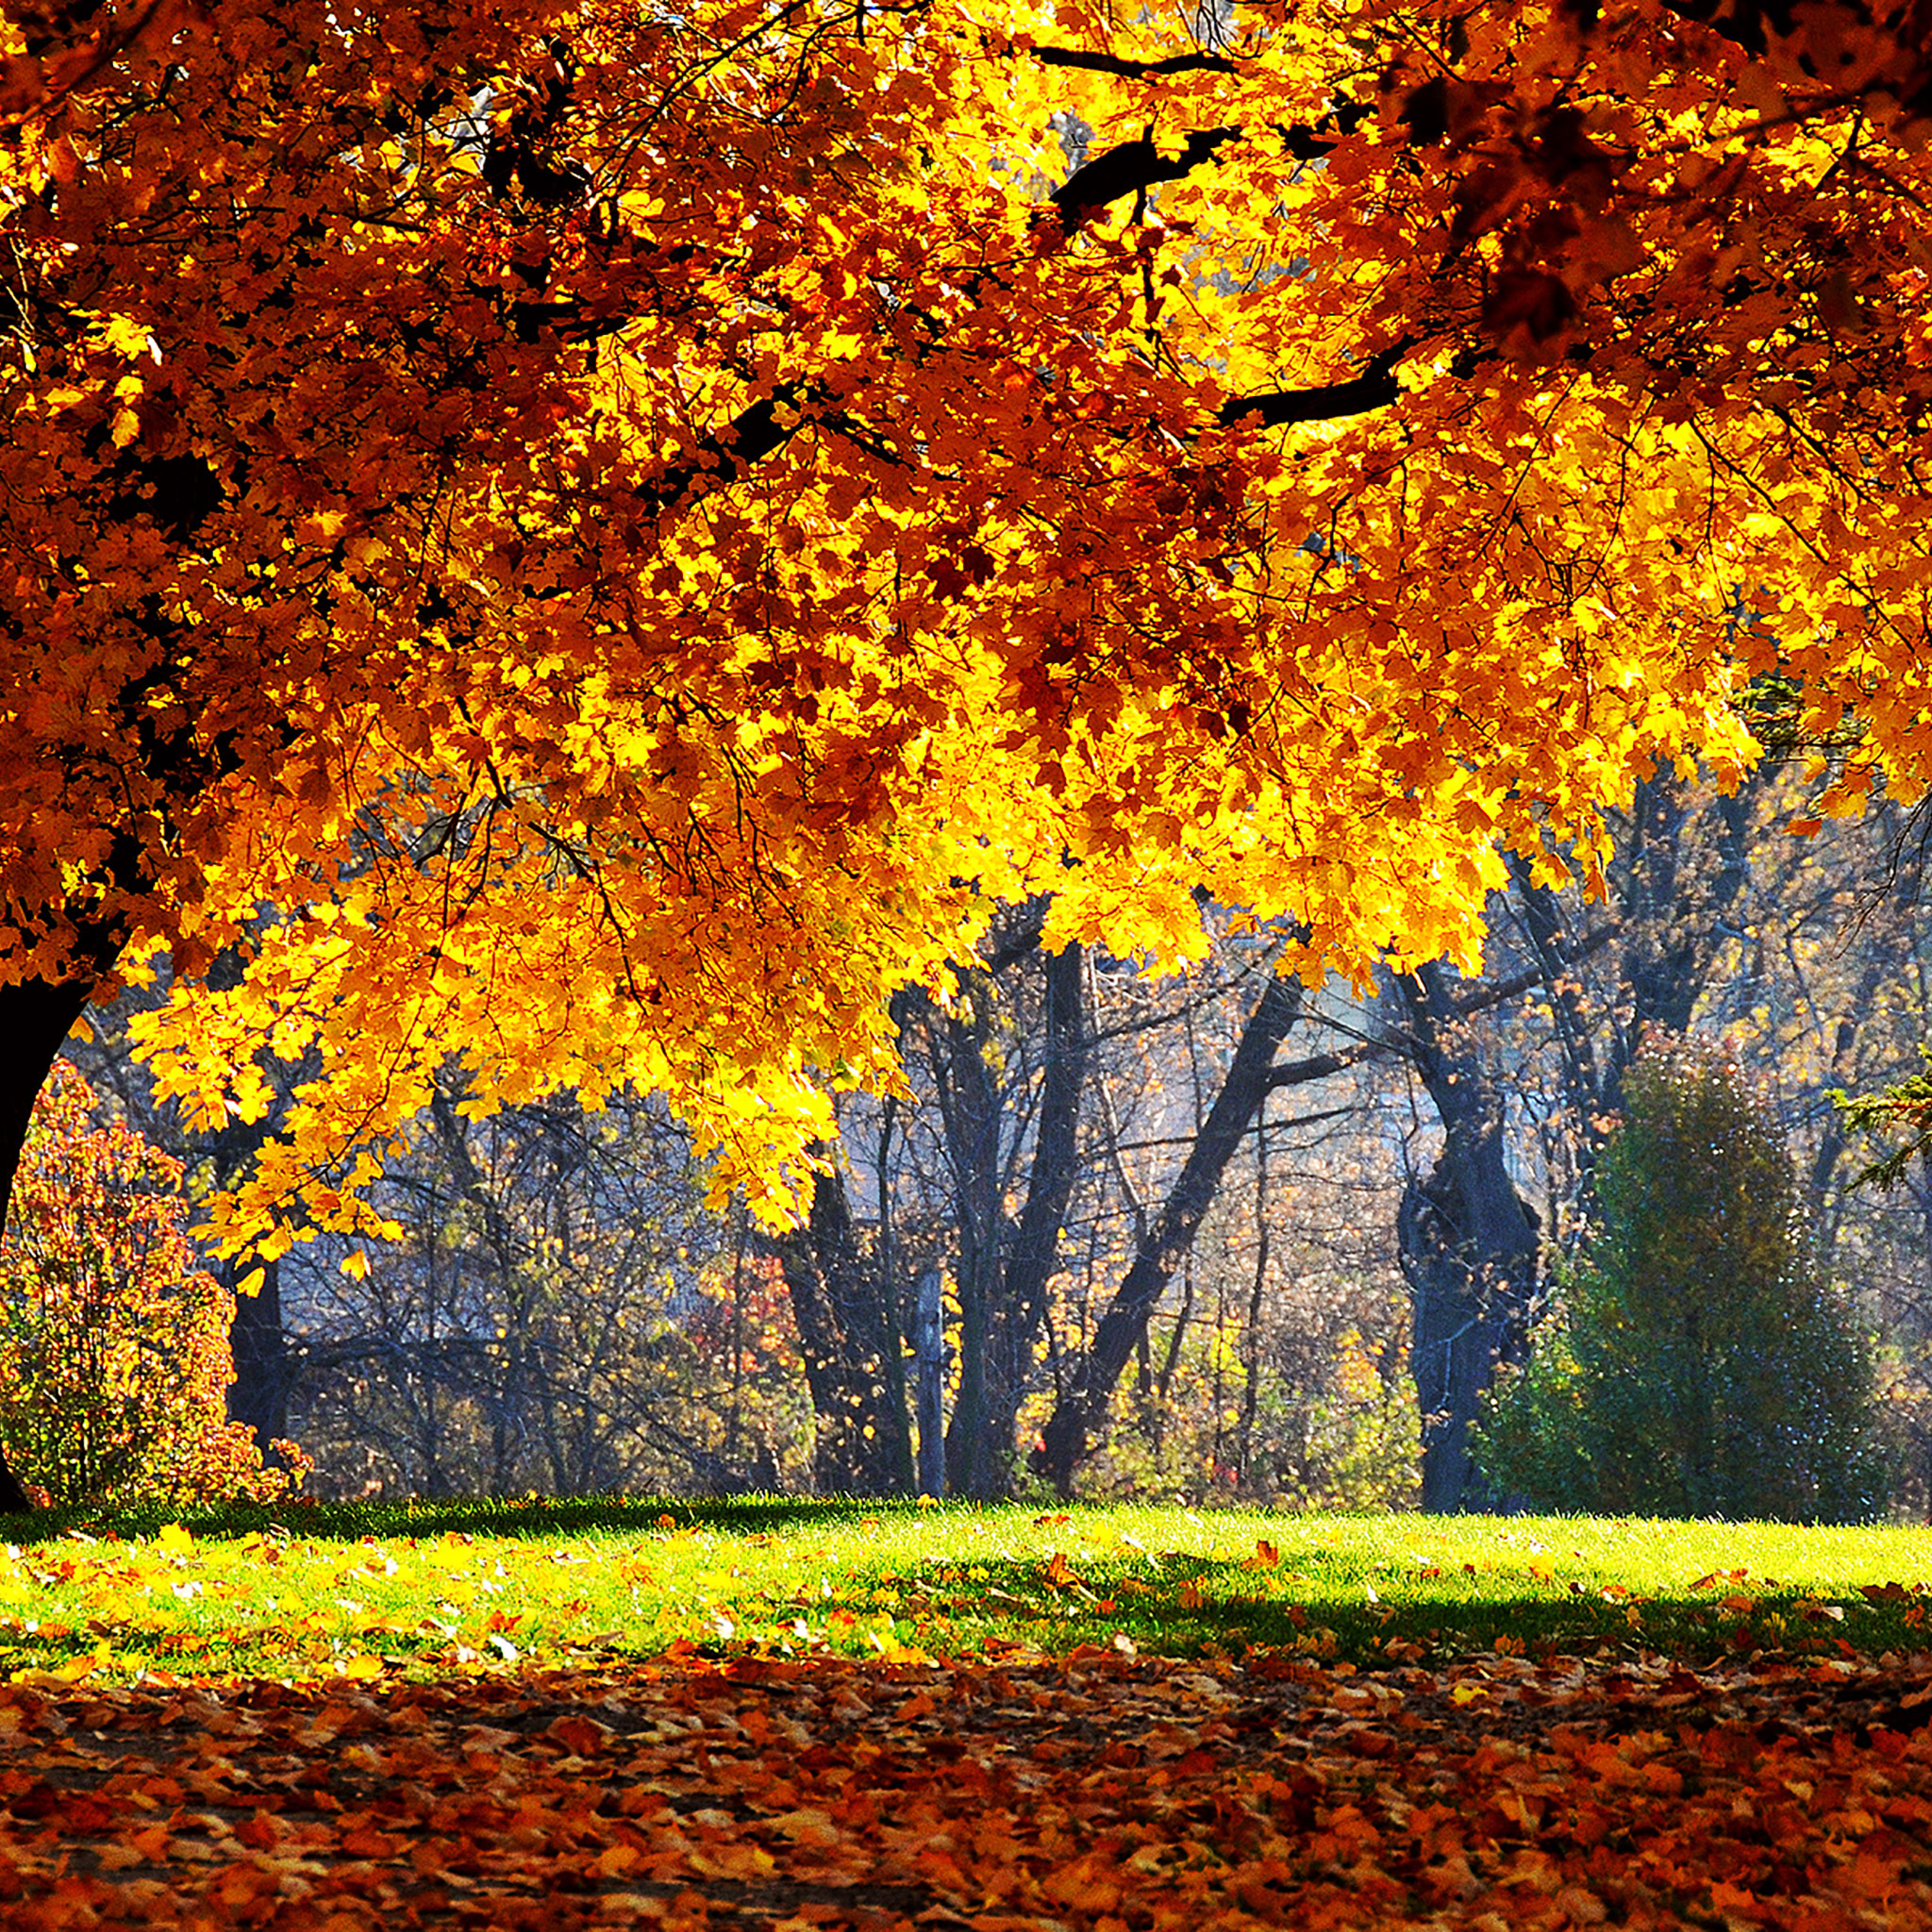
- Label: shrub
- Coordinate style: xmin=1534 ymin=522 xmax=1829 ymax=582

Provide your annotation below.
xmin=1474 ymin=1034 xmax=1891 ymax=1523
xmin=0 ymin=1066 xmax=305 ymax=1506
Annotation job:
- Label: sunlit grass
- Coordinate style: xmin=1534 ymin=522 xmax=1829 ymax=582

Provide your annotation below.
xmin=1 ymin=1497 xmax=1929 ymax=1684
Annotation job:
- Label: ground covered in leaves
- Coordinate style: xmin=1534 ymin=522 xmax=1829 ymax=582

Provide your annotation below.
xmin=4 ymin=1646 xmax=1932 ymax=1929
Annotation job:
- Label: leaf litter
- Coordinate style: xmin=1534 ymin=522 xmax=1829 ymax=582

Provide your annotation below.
xmin=1 ymin=1646 xmax=1931 ymax=1926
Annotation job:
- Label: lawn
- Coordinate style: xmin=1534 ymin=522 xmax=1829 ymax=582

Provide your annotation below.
xmin=4 ymin=1496 xmax=1929 ymax=1685
xmin=5 ymin=1500 xmax=1932 ymax=1926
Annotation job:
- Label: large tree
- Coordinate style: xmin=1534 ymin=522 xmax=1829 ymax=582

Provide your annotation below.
xmin=6 ymin=0 xmax=1932 ymax=1512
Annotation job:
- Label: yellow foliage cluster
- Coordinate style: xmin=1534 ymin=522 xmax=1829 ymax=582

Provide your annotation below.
xmin=1 ymin=0 xmax=1927 ymax=1238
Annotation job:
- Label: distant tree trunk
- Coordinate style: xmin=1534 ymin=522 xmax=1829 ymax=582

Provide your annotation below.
xmin=225 ymin=1257 xmax=290 ymax=1451
xmin=933 ymin=964 xmax=1003 ymax=1497
xmin=203 ymin=1033 xmax=307 ymax=1464
xmin=1237 ymin=1098 xmax=1270 ymax=1483
xmin=776 ymin=1160 xmax=913 ymax=1495
xmin=0 ymin=974 xmax=98 ymax=1512
xmin=1393 ymin=962 xmax=1540 ymax=1512
xmin=913 ymin=1268 xmax=946 ymax=1497
xmin=212 ymin=1150 xmax=292 ymax=1457
xmin=937 ymin=934 xmax=1090 ymax=1499
xmin=1039 ymin=967 xmax=1341 ymax=1496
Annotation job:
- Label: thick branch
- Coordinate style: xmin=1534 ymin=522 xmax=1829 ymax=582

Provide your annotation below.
xmin=1265 ymin=1050 xmax=1344 ymax=1090
xmin=640 ymin=380 xmax=818 ymax=520
xmin=1221 ymin=338 xmax=1412 ymax=428
xmin=1050 ymin=98 xmax=1374 ymax=230
xmin=1033 ymin=46 xmax=1238 ymax=78
xmin=1052 ymin=127 xmax=1244 ymax=227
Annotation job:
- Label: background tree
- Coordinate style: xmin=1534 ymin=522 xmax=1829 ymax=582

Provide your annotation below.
xmin=0 ymin=1066 xmax=303 ymax=1506
xmin=1039 ymin=957 xmax=1344 ymax=1493
xmin=279 ymin=1089 xmax=806 ymax=1500
xmin=1389 ymin=962 xmax=1541 ymax=1512
xmin=1474 ymin=1034 xmax=1891 ymax=1522
xmin=919 ymin=911 xmax=1089 ymax=1500
xmin=1379 ymin=770 xmax=1755 ymax=1508
xmin=775 ymin=1155 xmax=917 ymax=1498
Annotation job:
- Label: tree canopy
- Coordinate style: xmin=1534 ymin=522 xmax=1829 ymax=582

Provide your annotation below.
xmin=4 ymin=0 xmax=1931 ymax=1254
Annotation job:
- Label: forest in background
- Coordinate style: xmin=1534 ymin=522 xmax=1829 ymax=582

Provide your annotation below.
xmin=37 ymin=760 xmax=1932 ymax=1519
xmin=7 ymin=0 xmax=1932 ymax=1522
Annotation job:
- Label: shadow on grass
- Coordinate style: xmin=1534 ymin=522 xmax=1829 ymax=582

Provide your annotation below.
xmin=823 ymin=1543 xmax=1910 ymax=1669
xmin=6 ymin=1493 xmax=913 ymax=1547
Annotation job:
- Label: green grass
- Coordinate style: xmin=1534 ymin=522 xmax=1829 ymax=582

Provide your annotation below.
xmin=2 ymin=1496 xmax=1930 ymax=1683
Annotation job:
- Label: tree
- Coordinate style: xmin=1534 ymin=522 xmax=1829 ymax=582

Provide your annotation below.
xmin=0 ymin=1066 xmax=302 ymax=1506
xmin=1474 ymin=1034 xmax=1891 ymax=1522
xmin=1040 ymin=958 xmax=1343 ymax=1492
xmin=279 ymin=1087 xmax=803 ymax=1499
xmin=922 ymin=913 xmax=1089 ymax=1499
xmin=1383 ymin=770 xmax=1757 ymax=1509
xmin=1391 ymin=961 xmax=1541 ymax=1512
xmin=775 ymin=1157 xmax=918 ymax=1497
xmin=7 ymin=0 xmax=1932 ymax=1508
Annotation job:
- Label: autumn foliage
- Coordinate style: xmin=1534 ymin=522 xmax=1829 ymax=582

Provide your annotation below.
xmin=3 ymin=0 xmax=1932 ymax=1266
xmin=1 ymin=1646 xmax=1932 ymax=1926
xmin=0 ymin=1068 xmax=303 ymax=1507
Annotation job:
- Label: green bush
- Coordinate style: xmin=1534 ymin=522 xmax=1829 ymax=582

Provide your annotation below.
xmin=1474 ymin=1035 xmax=1891 ymax=1523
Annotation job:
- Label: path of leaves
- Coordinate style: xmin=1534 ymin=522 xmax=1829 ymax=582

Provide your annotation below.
xmin=2 ymin=1647 xmax=1931 ymax=1928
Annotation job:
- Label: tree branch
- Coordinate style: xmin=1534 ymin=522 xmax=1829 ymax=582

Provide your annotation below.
xmin=1052 ymin=127 xmax=1245 ymax=228
xmin=1049 ymin=99 xmax=1374 ymax=230
xmin=1220 ymin=338 xmax=1413 ymax=428
xmin=1264 ymin=1050 xmax=1344 ymax=1090
xmin=1033 ymin=45 xmax=1239 ymax=78
xmin=639 ymin=379 xmax=819 ymax=519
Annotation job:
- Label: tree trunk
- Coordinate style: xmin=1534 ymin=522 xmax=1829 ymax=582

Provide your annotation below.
xmin=935 ymin=970 xmax=1005 ymax=1499
xmin=206 ymin=1069 xmax=305 ymax=1465
xmin=1040 ymin=967 xmax=1333 ymax=1496
xmin=913 ymin=1268 xmax=946 ymax=1497
xmin=776 ymin=1161 xmax=912 ymax=1495
xmin=1394 ymin=963 xmax=1540 ymax=1512
xmin=937 ymin=934 xmax=1090 ymax=1499
xmin=225 ymin=1257 xmax=291 ymax=1452
xmin=0 ymin=975 xmax=99 ymax=1512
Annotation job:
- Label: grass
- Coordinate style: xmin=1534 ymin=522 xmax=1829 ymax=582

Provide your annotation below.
xmin=1 ymin=1495 xmax=1930 ymax=1684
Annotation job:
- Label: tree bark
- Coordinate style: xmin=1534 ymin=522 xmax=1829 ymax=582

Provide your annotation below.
xmin=225 ymin=1257 xmax=290 ymax=1451
xmin=939 ymin=938 xmax=1090 ymax=1498
xmin=776 ymin=1160 xmax=913 ymax=1495
xmin=207 ymin=1081 xmax=299 ymax=1460
xmin=1039 ymin=967 xmax=1316 ymax=1496
xmin=1393 ymin=963 xmax=1540 ymax=1512
xmin=913 ymin=1268 xmax=946 ymax=1497
xmin=0 ymin=975 xmax=99 ymax=1512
